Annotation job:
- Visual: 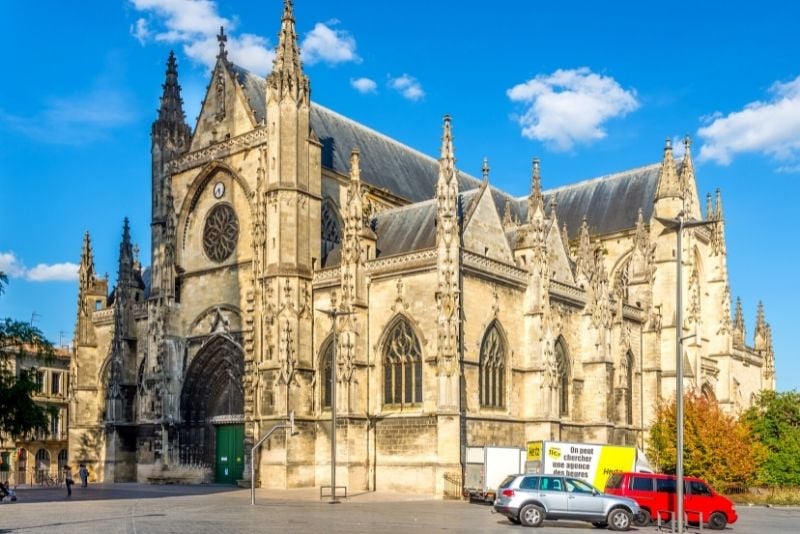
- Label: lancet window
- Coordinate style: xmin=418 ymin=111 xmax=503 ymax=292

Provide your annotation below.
xmin=383 ymin=318 xmax=422 ymax=407
xmin=480 ymin=323 xmax=506 ymax=408
xmin=555 ymin=337 xmax=570 ymax=417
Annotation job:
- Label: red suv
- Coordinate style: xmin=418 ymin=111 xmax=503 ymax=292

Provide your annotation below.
xmin=605 ymin=472 xmax=737 ymax=530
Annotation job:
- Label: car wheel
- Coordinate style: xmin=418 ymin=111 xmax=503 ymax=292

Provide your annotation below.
xmin=633 ymin=509 xmax=651 ymax=527
xmin=592 ymin=521 xmax=609 ymax=529
xmin=607 ymin=509 xmax=632 ymax=531
xmin=519 ymin=504 xmax=545 ymax=527
xmin=708 ymin=512 xmax=728 ymax=530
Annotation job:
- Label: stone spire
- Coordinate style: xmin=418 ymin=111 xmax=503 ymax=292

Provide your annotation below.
xmin=79 ymin=232 xmax=95 ymax=288
xmin=732 ymin=297 xmax=745 ymax=347
xmin=679 ymin=135 xmax=700 ymax=218
xmin=436 ymin=115 xmax=458 ymax=218
xmin=754 ymin=301 xmax=768 ymax=350
xmin=152 ymin=51 xmax=191 ymax=144
xmin=267 ymin=0 xmax=309 ymax=103
xmin=216 ymin=26 xmax=228 ymax=62
xmin=706 ymin=192 xmax=713 ymax=221
xmin=482 ymin=157 xmax=490 ymax=183
xmin=528 ymin=157 xmax=544 ymax=225
xmin=655 ymin=138 xmax=681 ymax=201
xmin=710 ymin=188 xmax=727 ymax=256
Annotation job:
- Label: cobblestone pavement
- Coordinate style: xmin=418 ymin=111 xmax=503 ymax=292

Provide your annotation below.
xmin=1 ymin=484 xmax=798 ymax=533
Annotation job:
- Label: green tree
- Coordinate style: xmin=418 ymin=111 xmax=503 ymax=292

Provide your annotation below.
xmin=648 ymin=392 xmax=765 ymax=491
xmin=0 ymin=273 xmax=56 ymax=443
xmin=743 ymin=390 xmax=800 ymax=486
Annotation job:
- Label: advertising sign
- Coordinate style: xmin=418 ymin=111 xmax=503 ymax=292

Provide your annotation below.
xmin=528 ymin=441 xmax=637 ymax=489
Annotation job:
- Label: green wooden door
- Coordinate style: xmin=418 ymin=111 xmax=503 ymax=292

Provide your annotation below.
xmin=215 ymin=424 xmax=244 ymax=484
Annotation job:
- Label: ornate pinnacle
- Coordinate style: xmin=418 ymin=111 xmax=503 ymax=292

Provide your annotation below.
xmin=349 ymin=148 xmax=361 ymax=183
xmin=549 ymin=194 xmax=558 ymax=221
xmin=734 ymin=297 xmax=745 ymax=331
xmin=217 ymin=26 xmax=228 ymax=60
xmin=153 ymin=51 xmax=191 ymax=144
xmin=755 ymin=300 xmax=766 ymax=334
xmin=269 ymin=0 xmax=305 ymax=87
xmin=706 ymin=192 xmax=713 ymax=221
xmin=440 ymin=115 xmax=455 ymax=164
xmin=655 ymin=137 xmax=681 ymax=201
xmin=715 ymin=188 xmax=724 ymax=221
xmin=528 ymin=157 xmax=544 ymax=224
xmin=482 ymin=157 xmax=490 ymax=183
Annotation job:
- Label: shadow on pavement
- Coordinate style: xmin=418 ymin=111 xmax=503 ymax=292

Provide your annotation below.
xmin=10 ymin=482 xmax=239 ymax=504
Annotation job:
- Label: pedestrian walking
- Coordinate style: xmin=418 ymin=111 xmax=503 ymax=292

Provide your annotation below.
xmin=79 ymin=464 xmax=89 ymax=488
xmin=64 ymin=466 xmax=74 ymax=497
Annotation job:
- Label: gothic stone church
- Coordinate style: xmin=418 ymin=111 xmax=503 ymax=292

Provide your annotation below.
xmin=69 ymin=1 xmax=776 ymax=494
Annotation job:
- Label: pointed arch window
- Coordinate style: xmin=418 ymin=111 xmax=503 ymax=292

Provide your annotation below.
xmin=320 ymin=340 xmax=333 ymax=409
xmin=555 ymin=337 xmax=570 ymax=417
xmin=383 ymin=318 xmax=422 ymax=408
xmin=321 ymin=201 xmax=341 ymax=261
xmin=480 ymin=323 xmax=506 ymax=408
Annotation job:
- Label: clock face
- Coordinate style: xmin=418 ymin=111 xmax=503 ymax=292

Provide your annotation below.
xmin=213 ymin=182 xmax=225 ymax=199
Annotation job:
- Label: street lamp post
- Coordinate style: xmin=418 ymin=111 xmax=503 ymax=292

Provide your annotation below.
xmin=317 ymin=307 xmax=354 ymax=504
xmin=656 ymin=212 xmax=714 ymax=533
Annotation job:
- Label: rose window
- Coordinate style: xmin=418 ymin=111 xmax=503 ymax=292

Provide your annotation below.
xmin=203 ymin=204 xmax=239 ymax=262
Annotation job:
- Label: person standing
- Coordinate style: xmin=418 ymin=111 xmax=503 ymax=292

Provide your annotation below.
xmin=79 ymin=464 xmax=88 ymax=488
xmin=64 ymin=466 xmax=74 ymax=497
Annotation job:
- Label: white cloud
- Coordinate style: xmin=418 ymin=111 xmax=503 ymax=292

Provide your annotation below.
xmin=507 ymin=67 xmax=639 ymax=151
xmin=389 ymin=74 xmax=425 ymax=101
xmin=132 ymin=18 xmax=151 ymax=44
xmin=131 ymin=0 xmax=275 ymax=74
xmin=301 ymin=21 xmax=359 ymax=66
xmin=0 ymin=252 xmax=26 ymax=278
xmin=698 ymin=75 xmax=800 ymax=166
xmin=0 ymin=252 xmax=78 ymax=282
xmin=131 ymin=1 xmax=360 ymax=76
xmin=351 ymin=77 xmax=377 ymax=94
xmin=0 ymin=85 xmax=135 ymax=145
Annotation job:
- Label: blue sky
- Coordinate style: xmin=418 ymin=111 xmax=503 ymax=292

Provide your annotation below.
xmin=0 ymin=1 xmax=798 ymax=390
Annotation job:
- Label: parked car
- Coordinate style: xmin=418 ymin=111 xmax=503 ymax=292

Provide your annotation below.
xmin=493 ymin=474 xmax=641 ymax=530
xmin=604 ymin=472 xmax=737 ymax=530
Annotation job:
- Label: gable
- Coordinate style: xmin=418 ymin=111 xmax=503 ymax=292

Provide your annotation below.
xmin=190 ymin=60 xmax=258 ymax=152
xmin=462 ymin=186 xmax=514 ymax=263
xmin=547 ymin=221 xmax=575 ymax=285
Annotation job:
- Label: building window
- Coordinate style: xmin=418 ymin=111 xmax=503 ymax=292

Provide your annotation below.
xmin=383 ymin=318 xmax=422 ymax=408
xmin=555 ymin=337 xmax=570 ymax=417
xmin=321 ymin=200 xmax=341 ymax=262
xmin=51 ymin=372 xmax=61 ymax=396
xmin=320 ymin=340 xmax=333 ymax=409
xmin=480 ymin=322 xmax=506 ymax=408
xmin=34 ymin=370 xmax=45 ymax=394
xmin=50 ymin=411 xmax=59 ymax=437
xmin=57 ymin=449 xmax=68 ymax=472
xmin=35 ymin=449 xmax=50 ymax=478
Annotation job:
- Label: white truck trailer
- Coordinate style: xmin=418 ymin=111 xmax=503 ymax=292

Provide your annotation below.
xmin=464 ymin=446 xmax=527 ymax=502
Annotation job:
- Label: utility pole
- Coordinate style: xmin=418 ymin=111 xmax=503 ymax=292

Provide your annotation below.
xmin=317 ymin=307 xmax=354 ymax=504
xmin=656 ymin=211 xmax=714 ymax=533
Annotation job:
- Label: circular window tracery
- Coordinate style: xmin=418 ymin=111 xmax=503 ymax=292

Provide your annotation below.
xmin=203 ymin=204 xmax=239 ymax=262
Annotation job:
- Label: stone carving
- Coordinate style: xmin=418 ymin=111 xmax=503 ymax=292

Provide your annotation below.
xmin=203 ymin=204 xmax=239 ymax=262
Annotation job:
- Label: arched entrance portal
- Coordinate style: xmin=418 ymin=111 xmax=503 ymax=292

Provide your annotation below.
xmin=179 ymin=335 xmax=244 ymax=483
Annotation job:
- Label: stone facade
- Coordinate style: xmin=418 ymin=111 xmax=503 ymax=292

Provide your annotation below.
xmin=1 ymin=345 xmax=71 ymax=485
xmin=68 ymin=1 xmax=775 ymax=495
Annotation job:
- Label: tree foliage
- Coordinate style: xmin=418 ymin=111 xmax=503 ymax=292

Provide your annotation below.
xmin=0 ymin=273 xmax=57 ymax=442
xmin=742 ymin=390 xmax=800 ymax=486
xmin=648 ymin=392 xmax=765 ymax=491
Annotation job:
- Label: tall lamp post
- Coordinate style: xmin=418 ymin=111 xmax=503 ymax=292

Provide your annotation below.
xmin=317 ymin=307 xmax=354 ymax=504
xmin=656 ymin=212 xmax=715 ymax=533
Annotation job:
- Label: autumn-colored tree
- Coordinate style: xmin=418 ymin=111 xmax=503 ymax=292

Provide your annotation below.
xmin=743 ymin=390 xmax=800 ymax=486
xmin=648 ymin=392 xmax=765 ymax=491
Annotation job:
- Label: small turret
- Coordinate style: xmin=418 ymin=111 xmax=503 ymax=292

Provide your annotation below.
xmin=436 ymin=115 xmax=458 ymax=220
xmin=754 ymin=301 xmax=768 ymax=351
xmin=732 ymin=297 xmax=745 ymax=347
xmin=528 ymin=157 xmax=544 ymax=225
xmin=679 ymin=135 xmax=701 ymax=219
xmin=654 ymin=138 xmax=682 ymax=218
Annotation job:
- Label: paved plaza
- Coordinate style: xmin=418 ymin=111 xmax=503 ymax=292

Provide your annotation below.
xmin=0 ymin=484 xmax=798 ymax=533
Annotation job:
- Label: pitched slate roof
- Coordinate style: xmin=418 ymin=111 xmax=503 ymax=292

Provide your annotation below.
xmin=233 ymin=66 xmax=484 ymax=203
xmin=511 ymin=164 xmax=662 ymax=238
xmin=230 ymin=65 xmax=661 ymax=253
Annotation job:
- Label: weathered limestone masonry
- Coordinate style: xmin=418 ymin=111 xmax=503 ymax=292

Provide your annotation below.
xmin=69 ymin=0 xmax=775 ymax=495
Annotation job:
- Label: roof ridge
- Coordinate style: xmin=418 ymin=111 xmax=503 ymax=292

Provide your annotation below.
xmin=312 ymin=101 xmax=483 ymax=187
xmin=543 ymin=162 xmax=660 ymax=197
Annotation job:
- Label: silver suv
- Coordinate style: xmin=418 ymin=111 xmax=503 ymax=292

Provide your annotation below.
xmin=493 ymin=474 xmax=640 ymax=530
